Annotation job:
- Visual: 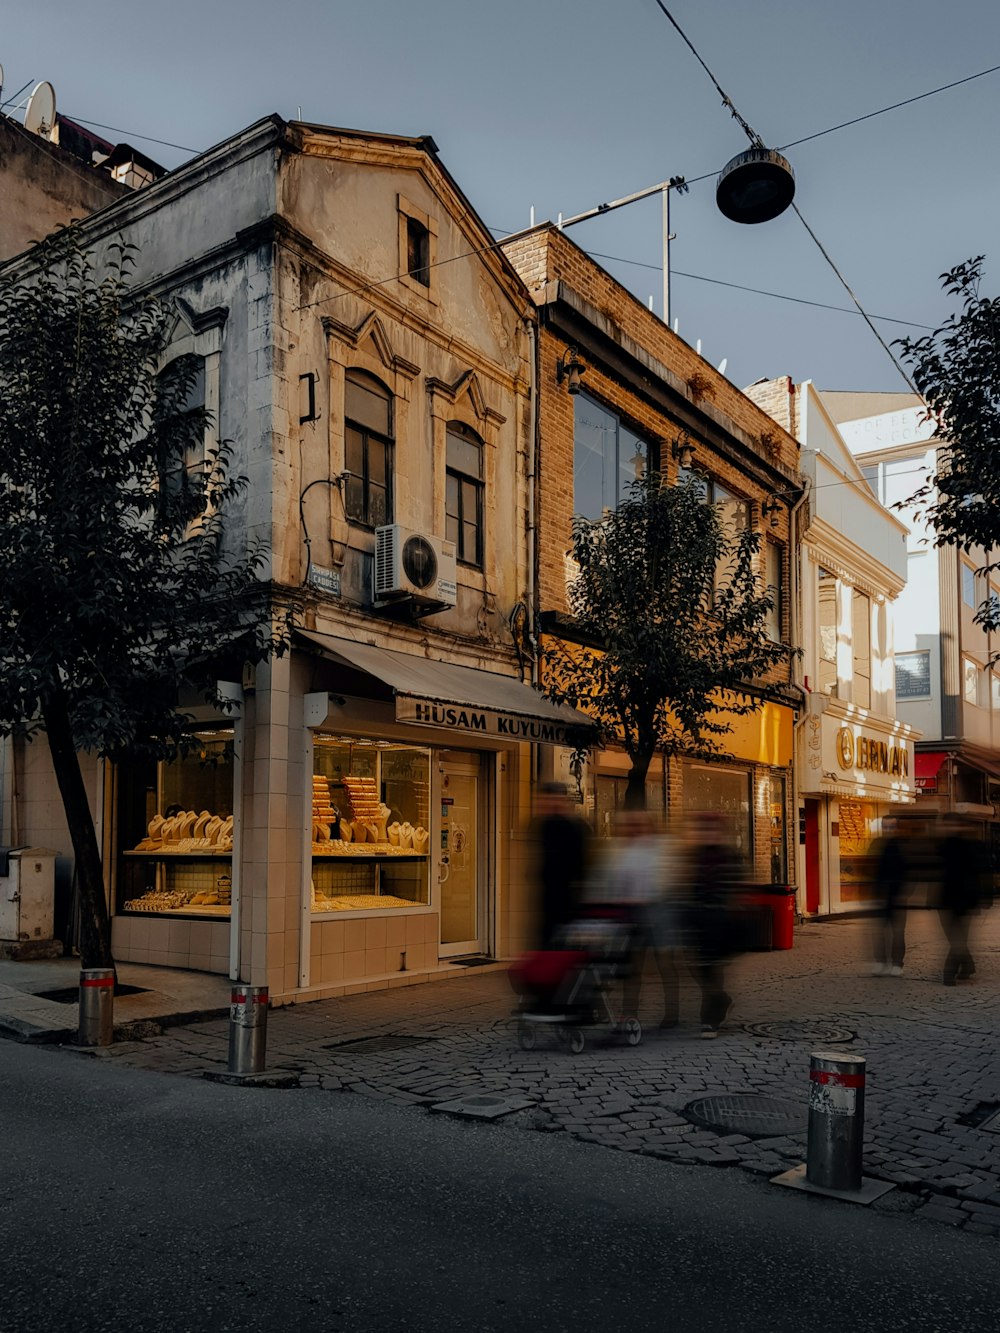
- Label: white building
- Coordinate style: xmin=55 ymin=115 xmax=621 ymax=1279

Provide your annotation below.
xmin=746 ymin=379 xmax=918 ymax=914
xmin=825 ymin=392 xmax=1000 ymax=868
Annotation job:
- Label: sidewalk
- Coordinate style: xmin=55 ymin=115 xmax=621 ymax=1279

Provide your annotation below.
xmin=10 ymin=911 xmax=1000 ymax=1237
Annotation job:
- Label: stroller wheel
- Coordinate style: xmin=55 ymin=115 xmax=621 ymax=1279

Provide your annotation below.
xmin=569 ymin=1029 xmax=586 ymax=1054
xmin=624 ymin=1018 xmax=642 ymax=1047
xmin=517 ymin=1022 xmax=537 ymax=1051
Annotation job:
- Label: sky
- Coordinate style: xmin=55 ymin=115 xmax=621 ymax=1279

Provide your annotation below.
xmin=3 ymin=0 xmax=999 ymax=395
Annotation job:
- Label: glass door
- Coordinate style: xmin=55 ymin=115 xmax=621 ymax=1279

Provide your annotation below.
xmin=438 ymin=753 xmax=488 ymax=956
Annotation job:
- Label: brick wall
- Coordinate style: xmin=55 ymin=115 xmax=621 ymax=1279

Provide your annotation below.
xmin=503 ymin=226 xmax=798 ymax=686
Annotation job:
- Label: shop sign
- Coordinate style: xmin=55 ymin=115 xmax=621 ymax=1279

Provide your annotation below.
xmin=837 ymin=728 xmax=909 ymax=778
xmin=396 ymin=697 xmax=580 ymax=746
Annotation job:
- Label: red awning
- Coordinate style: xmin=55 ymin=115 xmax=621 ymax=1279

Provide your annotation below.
xmin=914 ymin=752 xmax=948 ymax=782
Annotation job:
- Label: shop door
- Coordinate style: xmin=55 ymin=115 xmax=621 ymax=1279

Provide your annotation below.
xmin=804 ymin=799 xmax=821 ymax=914
xmin=439 ymin=754 xmax=488 ymax=957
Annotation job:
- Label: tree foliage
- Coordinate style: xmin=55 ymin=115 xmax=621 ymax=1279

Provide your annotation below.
xmin=896 ymin=256 xmax=1000 ymax=630
xmin=0 ymin=232 xmax=287 ymax=965
xmin=541 ymin=471 xmax=786 ymax=807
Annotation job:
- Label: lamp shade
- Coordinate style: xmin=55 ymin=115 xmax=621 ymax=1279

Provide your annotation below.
xmin=716 ymin=147 xmax=795 ymax=224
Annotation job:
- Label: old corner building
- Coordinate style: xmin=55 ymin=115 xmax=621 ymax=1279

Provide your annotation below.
xmin=501 ymin=225 xmax=802 ymax=885
xmin=1 ymin=117 xmax=594 ymax=999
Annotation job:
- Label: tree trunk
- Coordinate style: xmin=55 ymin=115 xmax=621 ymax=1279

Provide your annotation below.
xmin=624 ymin=748 xmax=655 ymax=810
xmin=40 ymin=685 xmax=114 ymax=970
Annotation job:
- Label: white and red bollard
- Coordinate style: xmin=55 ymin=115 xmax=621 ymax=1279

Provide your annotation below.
xmin=78 ymin=968 xmax=114 ymax=1047
xmin=773 ymin=1051 xmax=894 ymax=1204
xmin=228 ymin=985 xmax=268 ymax=1075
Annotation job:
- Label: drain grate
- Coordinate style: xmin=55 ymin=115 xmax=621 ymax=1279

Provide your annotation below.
xmin=448 ymin=957 xmax=495 ymax=968
xmin=957 ymin=1101 xmax=1000 ymax=1131
xmin=35 ymin=983 xmax=150 ymax=1004
xmin=324 ymin=1034 xmax=435 ymax=1055
xmin=743 ymin=1020 xmax=855 ymax=1044
xmin=684 ymin=1094 xmax=805 ymax=1138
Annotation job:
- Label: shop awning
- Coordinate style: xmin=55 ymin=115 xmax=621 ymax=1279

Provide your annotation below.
xmin=914 ymin=751 xmax=948 ymax=789
xmin=297 ymin=630 xmax=597 ymax=746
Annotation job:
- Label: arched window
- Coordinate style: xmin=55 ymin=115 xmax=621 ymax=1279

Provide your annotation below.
xmin=344 ymin=370 xmax=393 ymax=527
xmin=446 ymin=422 xmax=484 ymax=568
xmin=155 ymin=353 xmax=207 ymax=501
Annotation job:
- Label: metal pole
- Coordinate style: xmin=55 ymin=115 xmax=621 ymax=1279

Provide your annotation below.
xmin=662 ymin=186 xmax=670 ymax=326
xmin=228 ymin=985 xmax=268 ymax=1075
xmin=806 ymin=1051 xmax=866 ymax=1191
xmin=78 ymin=968 xmax=114 ymax=1047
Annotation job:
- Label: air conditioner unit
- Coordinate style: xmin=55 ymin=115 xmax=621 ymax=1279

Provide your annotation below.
xmin=374 ymin=524 xmax=457 ymax=609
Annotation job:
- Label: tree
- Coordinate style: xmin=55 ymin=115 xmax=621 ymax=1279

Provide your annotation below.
xmin=0 ymin=233 xmax=286 ymax=969
xmin=896 ymin=256 xmax=1000 ymax=632
xmin=541 ymin=471 xmax=786 ymax=809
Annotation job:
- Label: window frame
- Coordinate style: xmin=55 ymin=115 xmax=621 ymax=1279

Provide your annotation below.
xmin=817 ymin=566 xmax=839 ymax=698
xmin=573 ymin=391 xmax=657 ymax=519
xmin=445 ymin=421 xmax=485 ymax=569
xmin=851 ymin=587 xmax=872 ymax=709
xmin=343 ymin=369 xmax=394 ymax=530
xmin=764 ymin=539 xmax=784 ymax=643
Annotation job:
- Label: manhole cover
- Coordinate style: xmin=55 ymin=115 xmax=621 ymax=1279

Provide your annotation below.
xmin=324 ymin=1034 xmax=435 ymax=1055
xmin=743 ymin=1021 xmax=856 ymax=1044
xmin=35 ymin=984 xmax=150 ymax=1004
xmin=684 ymin=1094 xmax=805 ymax=1138
xmin=431 ymin=1092 xmax=535 ymax=1120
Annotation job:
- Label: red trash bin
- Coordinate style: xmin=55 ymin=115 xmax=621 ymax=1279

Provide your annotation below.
xmin=741 ymin=885 xmax=796 ymax=950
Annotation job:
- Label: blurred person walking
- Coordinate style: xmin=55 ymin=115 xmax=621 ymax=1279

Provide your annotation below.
xmin=530 ymin=782 xmax=590 ymax=950
xmin=597 ymin=807 xmax=680 ymax=1029
xmin=684 ymin=812 xmax=744 ymax=1039
xmin=870 ymin=813 xmax=911 ymax=976
xmin=936 ymin=815 xmax=991 ymax=986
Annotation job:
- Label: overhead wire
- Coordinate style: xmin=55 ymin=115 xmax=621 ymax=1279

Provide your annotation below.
xmin=650 ymin=2 xmax=923 ymax=394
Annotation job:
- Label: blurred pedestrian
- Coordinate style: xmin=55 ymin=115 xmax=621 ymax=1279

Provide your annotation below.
xmin=683 ymin=812 xmax=744 ymax=1039
xmin=598 ymin=807 xmax=679 ymax=1029
xmin=530 ymin=782 xmax=590 ymax=950
xmin=936 ymin=815 xmax=990 ymax=986
xmin=869 ymin=814 xmax=910 ymax=976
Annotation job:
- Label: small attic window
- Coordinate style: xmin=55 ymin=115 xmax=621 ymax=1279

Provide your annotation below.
xmin=397 ymin=194 xmax=438 ymax=302
xmin=406 ymin=216 xmax=430 ymax=287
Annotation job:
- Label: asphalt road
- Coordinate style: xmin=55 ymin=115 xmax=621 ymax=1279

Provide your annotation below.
xmin=0 ymin=1043 xmax=994 ymax=1333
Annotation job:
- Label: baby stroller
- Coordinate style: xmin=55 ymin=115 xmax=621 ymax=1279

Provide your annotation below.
xmin=509 ymin=907 xmax=643 ymax=1053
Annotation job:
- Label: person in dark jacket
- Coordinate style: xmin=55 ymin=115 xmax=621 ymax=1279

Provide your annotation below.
xmin=936 ymin=815 xmax=991 ymax=985
xmin=683 ymin=811 xmax=744 ymax=1038
xmin=870 ymin=814 xmax=910 ymax=976
xmin=530 ymin=782 xmax=590 ymax=949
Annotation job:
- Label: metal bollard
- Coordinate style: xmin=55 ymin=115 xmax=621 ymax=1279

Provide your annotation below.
xmin=806 ymin=1051 xmax=866 ymax=1191
xmin=228 ymin=985 xmax=268 ymax=1075
xmin=78 ymin=969 xmax=115 ymax=1047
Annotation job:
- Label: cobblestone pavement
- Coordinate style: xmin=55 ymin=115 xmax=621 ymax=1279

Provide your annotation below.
xmin=88 ymin=910 xmax=1000 ymax=1237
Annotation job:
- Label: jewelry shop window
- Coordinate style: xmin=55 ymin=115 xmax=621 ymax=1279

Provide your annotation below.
xmin=117 ymin=730 xmax=234 ymax=916
xmin=311 ymin=738 xmax=430 ymax=912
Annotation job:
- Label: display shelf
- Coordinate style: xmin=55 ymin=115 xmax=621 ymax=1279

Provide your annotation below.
xmin=310 ymin=850 xmax=427 ymax=860
xmin=123 ymin=850 xmax=233 ymax=860
xmin=120 ymin=905 xmax=231 ymax=918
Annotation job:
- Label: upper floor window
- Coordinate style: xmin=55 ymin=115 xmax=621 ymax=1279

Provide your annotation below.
xmin=817 ymin=566 xmax=839 ymax=697
xmin=445 ymin=422 xmax=484 ymax=568
xmin=962 ymin=561 xmax=978 ymax=609
xmin=406 ymin=217 xmax=430 ymax=287
xmin=852 ymin=588 xmax=871 ymax=709
xmin=155 ymin=353 xmax=207 ymax=505
xmin=344 ymin=370 xmax=392 ymax=528
xmin=764 ymin=541 xmax=783 ymax=642
xmin=574 ymin=393 xmax=653 ymax=520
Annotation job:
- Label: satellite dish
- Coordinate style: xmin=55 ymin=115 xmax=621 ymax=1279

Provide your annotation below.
xmin=24 ymin=81 xmax=56 ymax=139
xmin=716 ymin=147 xmax=795 ymax=224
